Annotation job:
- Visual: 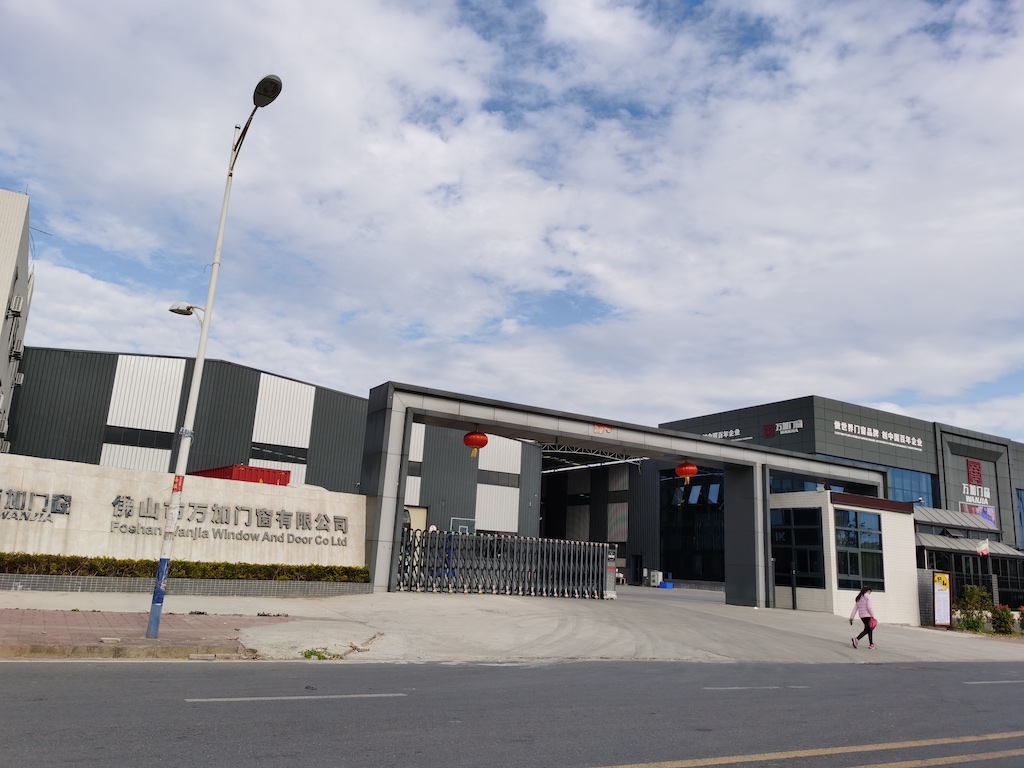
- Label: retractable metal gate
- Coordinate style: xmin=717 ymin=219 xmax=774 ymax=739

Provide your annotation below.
xmin=395 ymin=529 xmax=614 ymax=599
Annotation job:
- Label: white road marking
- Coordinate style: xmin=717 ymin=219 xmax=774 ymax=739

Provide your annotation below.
xmin=185 ymin=693 xmax=407 ymax=703
xmin=963 ymin=680 xmax=1024 ymax=685
xmin=702 ymin=686 xmax=809 ymax=690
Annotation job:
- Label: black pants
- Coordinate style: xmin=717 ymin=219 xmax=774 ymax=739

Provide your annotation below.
xmin=856 ymin=617 xmax=874 ymax=645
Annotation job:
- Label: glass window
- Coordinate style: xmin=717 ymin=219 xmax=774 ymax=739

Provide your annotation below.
xmin=835 ymin=510 xmax=857 ymax=529
xmin=836 ymin=529 xmax=858 ymax=548
xmin=859 ymin=532 xmax=882 ymax=550
xmin=708 ymin=484 xmax=720 ymax=504
xmin=813 ymin=456 xmax=936 ymax=506
xmin=858 ymin=515 xmax=880 ymax=531
xmin=770 ymin=507 xmax=824 ymax=589
xmin=1017 ymin=489 xmax=1024 ymax=546
xmin=836 ymin=508 xmax=884 ymax=591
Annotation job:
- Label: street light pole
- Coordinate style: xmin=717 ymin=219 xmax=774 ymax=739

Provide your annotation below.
xmin=147 ymin=75 xmax=282 ymax=639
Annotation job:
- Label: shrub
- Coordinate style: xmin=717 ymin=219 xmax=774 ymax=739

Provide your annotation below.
xmin=991 ymin=604 xmax=1015 ymax=635
xmin=0 ymin=552 xmax=369 ymax=583
xmin=1019 ymin=606 xmax=1024 ymax=634
xmin=954 ymin=585 xmax=992 ymax=633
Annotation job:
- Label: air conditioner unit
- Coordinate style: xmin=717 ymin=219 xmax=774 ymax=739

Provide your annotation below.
xmin=13 ymin=372 xmax=23 ymax=386
xmin=7 ymin=295 xmax=23 ymax=317
xmin=10 ymin=339 xmax=23 ymax=360
xmin=0 ymin=441 xmax=10 ymax=454
xmin=0 ymin=419 xmax=8 ymax=436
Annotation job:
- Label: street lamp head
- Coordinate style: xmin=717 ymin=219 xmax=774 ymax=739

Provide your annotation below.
xmin=253 ymin=75 xmax=283 ymax=108
xmin=169 ymin=302 xmax=196 ymax=316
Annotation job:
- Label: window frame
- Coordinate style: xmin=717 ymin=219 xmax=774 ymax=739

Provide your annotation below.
xmin=836 ymin=508 xmax=885 ymax=592
xmin=770 ymin=507 xmax=825 ymax=589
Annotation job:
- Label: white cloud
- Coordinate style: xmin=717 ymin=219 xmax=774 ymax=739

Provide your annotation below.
xmin=4 ymin=0 xmax=1024 ymax=439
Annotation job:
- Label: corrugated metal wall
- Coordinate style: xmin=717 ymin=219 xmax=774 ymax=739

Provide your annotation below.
xmin=626 ymin=461 xmax=661 ymax=577
xmin=404 ymin=475 xmax=421 ymax=506
xmin=589 ymin=466 xmax=609 ymax=541
xmin=306 ymin=386 xmax=367 ymax=493
xmin=8 ymin=348 xmax=118 ymax=463
xmin=475 ymin=484 xmax=519 ymax=531
xmin=253 ymin=373 xmax=315 ymax=449
xmin=518 ymin=441 xmax=541 ymax=537
xmin=421 ymin=425 xmax=479 ymax=531
xmin=478 ymin=433 xmax=521 ymax=473
xmin=408 ymin=422 xmax=425 ymax=462
xmin=182 ymin=360 xmax=260 ymax=473
xmin=567 ymin=505 xmax=589 ymax=540
xmin=107 ymin=355 xmax=186 ymax=432
xmin=99 ymin=444 xmax=171 ymax=473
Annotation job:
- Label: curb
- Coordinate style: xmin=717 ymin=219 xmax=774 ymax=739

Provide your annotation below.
xmin=0 ymin=642 xmax=248 ymax=660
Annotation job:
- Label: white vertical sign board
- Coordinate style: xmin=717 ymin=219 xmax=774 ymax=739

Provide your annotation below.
xmin=933 ymin=571 xmax=952 ymax=627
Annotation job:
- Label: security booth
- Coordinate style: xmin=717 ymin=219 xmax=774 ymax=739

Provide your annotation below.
xmin=765 ymin=490 xmax=920 ymax=625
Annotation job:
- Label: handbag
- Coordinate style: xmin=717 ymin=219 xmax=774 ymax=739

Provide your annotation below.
xmin=868 ymin=617 xmax=878 ymax=630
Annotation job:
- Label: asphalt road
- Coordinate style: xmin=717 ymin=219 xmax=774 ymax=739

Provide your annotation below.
xmin=4 ymin=659 xmax=1024 ymax=767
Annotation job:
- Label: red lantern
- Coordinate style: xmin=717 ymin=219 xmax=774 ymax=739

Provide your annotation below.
xmin=675 ymin=462 xmax=699 ymax=485
xmin=463 ymin=431 xmax=488 ymax=458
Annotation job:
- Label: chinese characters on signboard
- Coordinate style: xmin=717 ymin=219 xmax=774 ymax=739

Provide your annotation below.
xmin=703 ymin=428 xmax=741 ymax=439
xmin=833 ymin=421 xmax=923 ymax=450
xmin=0 ymin=488 xmax=71 ymax=522
xmin=109 ymin=494 xmax=348 ymax=546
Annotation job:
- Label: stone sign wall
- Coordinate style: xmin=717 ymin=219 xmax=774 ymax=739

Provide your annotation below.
xmin=0 ymin=454 xmax=366 ymax=567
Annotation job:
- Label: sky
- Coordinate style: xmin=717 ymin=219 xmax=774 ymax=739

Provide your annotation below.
xmin=2 ymin=0 xmax=1023 ymax=438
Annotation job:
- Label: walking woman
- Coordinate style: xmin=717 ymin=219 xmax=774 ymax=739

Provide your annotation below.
xmin=849 ymin=586 xmax=876 ymax=649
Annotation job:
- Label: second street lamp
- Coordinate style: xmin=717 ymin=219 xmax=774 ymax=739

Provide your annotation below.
xmin=146 ymin=75 xmax=282 ymax=639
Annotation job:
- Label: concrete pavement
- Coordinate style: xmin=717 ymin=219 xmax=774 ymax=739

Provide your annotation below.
xmin=2 ymin=585 xmax=1023 ymax=663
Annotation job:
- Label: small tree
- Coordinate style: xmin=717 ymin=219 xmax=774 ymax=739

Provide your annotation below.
xmin=990 ymin=604 xmax=1015 ymax=635
xmin=954 ymin=585 xmax=992 ymax=632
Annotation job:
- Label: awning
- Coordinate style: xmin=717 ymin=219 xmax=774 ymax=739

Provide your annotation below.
xmin=916 ymin=532 xmax=1024 ymax=559
xmin=914 ymin=505 xmax=998 ymax=533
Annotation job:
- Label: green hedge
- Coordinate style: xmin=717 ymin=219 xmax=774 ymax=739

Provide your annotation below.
xmin=0 ymin=552 xmax=369 ymax=583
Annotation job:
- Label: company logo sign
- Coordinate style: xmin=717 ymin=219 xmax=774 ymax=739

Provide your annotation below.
xmin=960 ymin=460 xmax=996 ymax=527
xmin=762 ymin=420 xmax=803 ymax=439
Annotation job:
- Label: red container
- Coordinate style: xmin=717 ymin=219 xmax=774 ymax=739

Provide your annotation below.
xmin=189 ymin=464 xmax=291 ymax=486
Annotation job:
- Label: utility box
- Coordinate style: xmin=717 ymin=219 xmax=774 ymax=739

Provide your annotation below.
xmin=648 ymin=569 xmax=662 ymax=587
xmin=189 ymin=464 xmax=291 ymax=486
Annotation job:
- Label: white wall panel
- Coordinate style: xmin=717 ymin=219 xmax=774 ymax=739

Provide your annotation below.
xmin=100 ymin=444 xmax=171 ymax=473
xmin=475 ymin=484 xmax=519 ymax=532
xmin=567 ymin=504 xmax=590 ymax=541
xmin=478 ymin=433 xmax=521 ymax=473
xmin=404 ymin=475 xmax=421 ymax=506
xmin=608 ymin=464 xmax=629 ymax=492
xmin=253 ymin=374 xmax=315 ymax=448
xmin=249 ymin=458 xmax=306 ymax=487
xmin=409 ymin=423 xmax=425 ymax=462
xmin=607 ymin=501 xmax=628 ymax=542
xmin=107 ymin=355 xmax=186 ymax=431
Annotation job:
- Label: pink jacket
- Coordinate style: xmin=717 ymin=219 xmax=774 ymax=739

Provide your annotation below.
xmin=850 ymin=593 xmax=875 ymax=620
